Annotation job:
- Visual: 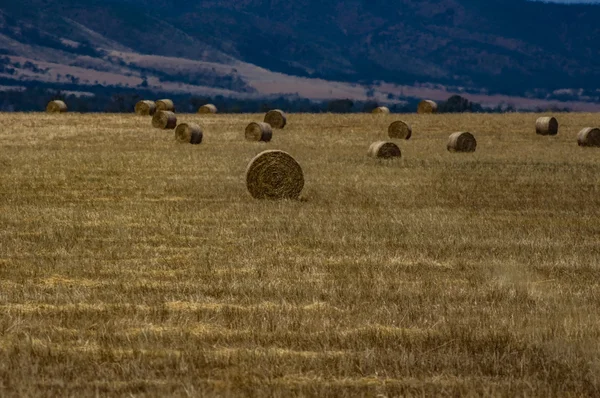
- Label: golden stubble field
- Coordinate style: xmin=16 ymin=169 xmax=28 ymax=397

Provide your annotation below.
xmin=0 ymin=112 xmax=599 ymax=397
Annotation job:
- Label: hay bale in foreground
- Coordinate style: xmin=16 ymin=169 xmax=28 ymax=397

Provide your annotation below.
xmin=368 ymin=141 xmax=401 ymax=158
xmin=536 ymin=116 xmax=558 ymax=136
xmin=447 ymin=132 xmax=477 ymax=152
xmin=135 ymin=100 xmax=156 ymax=116
xmin=264 ymin=109 xmax=287 ymax=129
xmin=388 ymin=120 xmax=412 ymax=140
xmin=245 ymin=122 xmax=273 ymax=142
xmin=198 ymin=104 xmax=218 ymax=114
xmin=156 ymin=99 xmax=175 ymax=112
xmin=46 ymin=100 xmax=67 ymax=113
xmin=577 ymin=127 xmax=600 ymax=147
xmin=152 ymin=110 xmax=177 ymax=130
xmin=246 ymin=150 xmax=304 ymax=200
xmin=175 ymin=123 xmax=203 ymax=144
xmin=372 ymin=106 xmax=390 ymax=114
xmin=417 ymin=100 xmax=438 ymax=114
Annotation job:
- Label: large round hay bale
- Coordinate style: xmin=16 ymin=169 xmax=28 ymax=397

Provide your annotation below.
xmin=135 ymin=100 xmax=156 ymax=116
xmin=372 ymin=106 xmax=390 ymax=114
xmin=175 ymin=123 xmax=203 ymax=144
xmin=417 ymin=100 xmax=438 ymax=114
xmin=388 ymin=120 xmax=412 ymax=140
xmin=152 ymin=110 xmax=177 ymax=130
xmin=447 ymin=132 xmax=477 ymax=152
xmin=368 ymin=141 xmax=402 ymax=158
xmin=246 ymin=150 xmax=304 ymax=200
xmin=577 ymin=127 xmax=600 ymax=147
xmin=245 ymin=122 xmax=273 ymax=142
xmin=46 ymin=100 xmax=67 ymax=113
xmin=156 ymin=99 xmax=175 ymax=112
xmin=264 ymin=109 xmax=287 ymax=129
xmin=536 ymin=116 xmax=558 ymax=136
xmin=198 ymin=104 xmax=218 ymax=114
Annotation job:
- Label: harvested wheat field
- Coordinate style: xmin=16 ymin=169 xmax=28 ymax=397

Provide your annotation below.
xmin=0 ymin=112 xmax=599 ymax=397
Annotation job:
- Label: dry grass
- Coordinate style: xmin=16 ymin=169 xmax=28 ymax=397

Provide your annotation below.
xmin=0 ymin=112 xmax=599 ymax=397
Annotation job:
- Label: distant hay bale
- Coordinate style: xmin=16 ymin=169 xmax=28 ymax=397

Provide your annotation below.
xmin=417 ymin=100 xmax=438 ymax=114
xmin=264 ymin=109 xmax=287 ymax=129
xmin=198 ymin=104 xmax=218 ymax=114
xmin=152 ymin=110 xmax=177 ymax=130
xmin=388 ymin=120 xmax=412 ymax=140
xmin=368 ymin=141 xmax=402 ymax=158
xmin=175 ymin=123 xmax=203 ymax=144
xmin=536 ymin=116 xmax=558 ymax=136
xmin=245 ymin=122 xmax=273 ymax=142
xmin=372 ymin=106 xmax=390 ymax=114
xmin=46 ymin=100 xmax=67 ymax=113
xmin=246 ymin=150 xmax=304 ymax=200
xmin=135 ymin=100 xmax=156 ymax=116
xmin=447 ymin=132 xmax=477 ymax=152
xmin=577 ymin=127 xmax=600 ymax=147
xmin=156 ymin=99 xmax=175 ymax=112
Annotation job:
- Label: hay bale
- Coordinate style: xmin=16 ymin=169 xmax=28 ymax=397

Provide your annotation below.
xmin=372 ymin=106 xmax=390 ymax=114
xmin=245 ymin=122 xmax=273 ymax=142
xmin=246 ymin=150 xmax=304 ymax=200
xmin=264 ymin=109 xmax=287 ymax=129
xmin=417 ymin=100 xmax=438 ymax=114
xmin=447 ymin=132 xmax=477 ymax=152
xmin=156 ymin=99 xmax=175 ymax=112
xmin=388 ymin=120 xmax=412 ymax=140
xmin=536 ymin=116 xmax=558 ymax=136
xmin=175 ymin=123 xmax=203 ymax=144
xmin=152 ymin=110 xmax=177 ymax=130
xmin=135 ymin=100 xmax=156 ymax=116
xmin=198 ymin=104 xmax=218 ymax=114
xmin=46 ymin=100 xmax=67 ymax=113
xmin=577 ymin=127 xmax=600 ymax=147
xmin=368 ymin=141 xmax=402 ymax=158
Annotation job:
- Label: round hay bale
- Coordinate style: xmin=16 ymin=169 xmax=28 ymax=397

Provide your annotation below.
xmin=175 ymin=123 xmax=203 ymax=144
xmin=447 ymin=132 xmax=477 ymax=153
xmin=245 ymin=122 xmax=273 ymax=142
xmin=577 ymin=127 xmax=600 ymax=147
xmin=368 ymin=141 xmax=402 ymax=158
xmin=417 ymin=100 xmax=438 ymax=114
xmin=198 ymin=104 xmax=218 ymax=114
xmin=46 ymin=100 xmax=67 ymax=113
xmin=372 ymin=106 xmax=390 ymax=114
xmin=135 ymin=100 xmax=156 ymax=116
xmin=152 ymin=110 xmax=177 ymax=130
xmin=536 ymin=116 xmax=558 ymax=136
xmin=264 ymin=109 xmax=287 ymax=129
xmin=388 ymin=120 xmax=412 ymax=140
xmin=245 ymin=150 xmax=304 ymax=200
xmin=156 ymin=99 xmax=175 ymax=112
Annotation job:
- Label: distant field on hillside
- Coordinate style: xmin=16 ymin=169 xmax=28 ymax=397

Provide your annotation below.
xmin=0 ymin=112 xmax=599 ymax=396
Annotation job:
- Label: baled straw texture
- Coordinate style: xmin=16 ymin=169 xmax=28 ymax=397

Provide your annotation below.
xmin=246 ymin=150 xmax=304 ymax=200
xmin=135 ymin=100 xmax=156 ymax=116
xmin=152 ymin=110 xmax=177 ymax=130
xmin=175 ymin=123 xmax=203 ymax=144
xmin=372 ymin=106 xmax=390 ymax=114
xmin=368 ymin=141 xmax=402 ymax=158
xmin=388 ymin=120 xmax=412 ymax=140
xmin=245 ymin=122 xmax=273 ymax=142
xmin=46 ymin=100 xmax=67 ymax=113
xmin=536 ymin=117 xmax=558 ymax=136
xmin=156 ymin=99 xmax=175 ymax=112
xmin=198 ymin=104 xmax=218 ymax=114
xmin=577 ymin=127 xmax=600 ymax=147
xmin=447 ymin=132 xmax=477 ymax=152
xmin=417 ymin=100 xmax=438 ymax=114
xmin=264 ymin=109 xmax=287 ymax=129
